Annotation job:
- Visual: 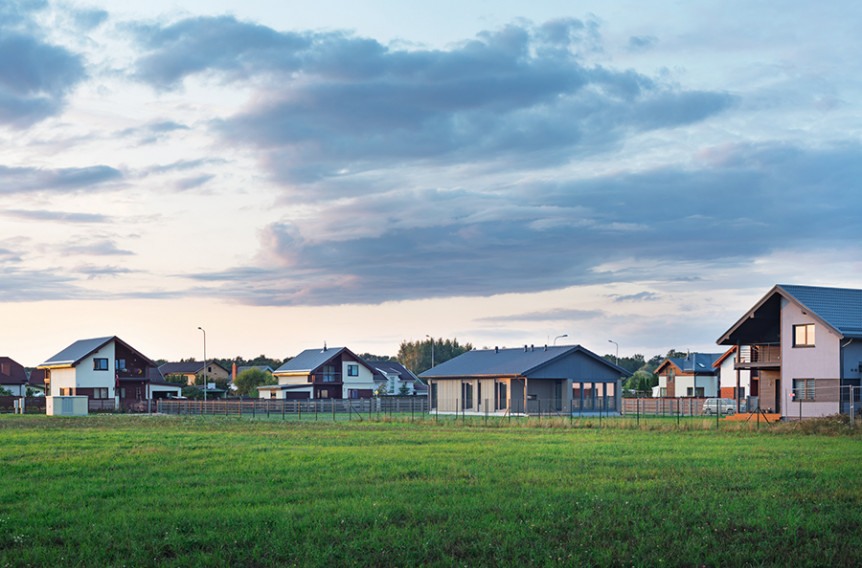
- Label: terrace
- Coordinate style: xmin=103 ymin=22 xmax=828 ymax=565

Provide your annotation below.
xmin=734 ymin=343 xmax=781 ymax=369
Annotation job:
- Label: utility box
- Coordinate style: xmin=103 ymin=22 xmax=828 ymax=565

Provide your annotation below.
xmin=46 ymin=396 xmax=89 ymax=416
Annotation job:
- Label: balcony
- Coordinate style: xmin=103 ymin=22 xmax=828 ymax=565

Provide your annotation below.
xmin=735 ymin=344 xmax=780 ymax=369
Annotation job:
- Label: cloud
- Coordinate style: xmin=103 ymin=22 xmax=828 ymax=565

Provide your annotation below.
xmin=1 ymin=210 xmax=110 ymax=223
xmin=128 ymin=16 xmax=732 ymax=189
xmin=186 ymin=142 xmax=862 ymax=306
xmin=0 ymin=164 xmax=122 ymax=194
xmin=477 ymin=309 xmax=604 ymax=323
xmin=611 ymin=292 xmax=659 ymax=303
xmin=627 ymin=35 xmax=657 ymax=52
xmin=0 ymin=2 xmax=88 ymax=127
xmin=60 ymin=239 xmax=134 ymax=256
xmin=175 ymin=174 xmax=214 ymax=191
xmin=74 ymin=264 xmax=134 ymax=279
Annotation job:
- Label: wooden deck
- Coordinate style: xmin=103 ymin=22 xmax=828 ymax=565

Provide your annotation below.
xmin=721 ymin=412 xmax=781 ymax=423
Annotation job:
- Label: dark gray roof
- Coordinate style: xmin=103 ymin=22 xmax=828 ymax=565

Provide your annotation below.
xmin=0 ymin=357 xmax=27 ymax=385
xmin=40 ymin=336 xmax=115 ymax=367
xmin=160 ymin=362 xmax=205 ymax=375
xmin=780 ymin=285 xmax=862 ymax=338
xmin=420 ymin=345 xmax=630 ymax=378
xmin=371 ymin=360 xmax=418 ymax=381
xmin=274 ymin=347 xmax=347 ymax=374
xmin=666 ymin=353 xmax=723 ymax=374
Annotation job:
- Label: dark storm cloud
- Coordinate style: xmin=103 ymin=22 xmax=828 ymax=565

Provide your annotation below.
xmin=190 ymin=142 xmax=862 ymax=306
xmin=128 ymin=16 xmax=733 ymax=188
xmin=0 ymin=1 xmax=87 ymax=127
xmin=0 ymin=164 xmax=122 ymax=194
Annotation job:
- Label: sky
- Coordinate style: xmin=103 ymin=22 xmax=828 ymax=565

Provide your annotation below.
xmin=2 ymin=0 xmax=862 ymax=367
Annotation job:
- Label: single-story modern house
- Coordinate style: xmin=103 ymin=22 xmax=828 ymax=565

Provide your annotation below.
xmin=420 ymin=344 xmax=631 ymax=414
xmin=260 ymin=346 xmax=378 ymax=400
xmin=717 ymin=284 xmax=862 ymax=418
xmin=39 ymin=336 xmax=181 ymax=411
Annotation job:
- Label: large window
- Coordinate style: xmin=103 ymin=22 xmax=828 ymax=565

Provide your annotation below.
xmin=347 ymin=364 xmax=359 ymax=377
xmin=462 ymin=382 xmax=473 ymax=410
xmin=94 ymin=388 xmax=109 ymax=399
xmin=93 ymin=358 xmax=109 ymax=371
xmin=793 ymin=379 xmax=815 ymax=401
xmin=322 ymin=365 xmax=337 ymax=382
xmin=793 ymin=324 xmax=815 ymax=347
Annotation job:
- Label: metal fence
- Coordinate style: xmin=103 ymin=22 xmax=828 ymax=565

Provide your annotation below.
xmin=157 ymin=396 xmax=428 ymax=419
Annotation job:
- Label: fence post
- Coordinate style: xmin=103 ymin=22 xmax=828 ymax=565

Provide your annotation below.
xmin=484 ymin=398 xmax=488 ymax=426
xmin=636 ymin=396 xmax=640 ymax=427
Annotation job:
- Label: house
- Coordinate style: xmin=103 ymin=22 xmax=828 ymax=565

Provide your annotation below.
xmin=159 ymin=361 xmax=230 ymax=386
xmin=713 ymin=346 xmax=752 ymax=410
xmin=369 ymin=360 xmax=419 ymax=395
xmin=38 ymin=336 xmax=181 ymax=411
xmin=27 ymin=368 xmax=48 ymax=395
xmin=0 ymin=357 xmax=28 ymax=396
xmin=717 ymin=284 xmax=862 ymax=418
xmin=420 ymin=344 xmax=630 ymax=414
xmin=654 ymin=353 xmax=723 ymax=398
xmin=259 ymin=346 xmax=377 ymax=400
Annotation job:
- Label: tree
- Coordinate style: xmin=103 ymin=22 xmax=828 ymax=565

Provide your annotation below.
xmin=398 ymin=383 xmax=411 ymax=396
xmin=0 ymin=386 xmax=12 ymax=396
xmin=397 ymin=337 xmax=472 ymax=375
xmin=234 ymin=368 xmax=276 ymax=397
xmin=193 ymin=372 xmax=231 ymax=392
xmin=163 ymin=373 xmax=187 ymax=386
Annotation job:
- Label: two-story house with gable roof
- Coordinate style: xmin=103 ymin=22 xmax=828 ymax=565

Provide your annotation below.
xmin=259 ymin=345 xmax=378 ymax=400
xmin=717 ymin=285 xmax=862 ymax=419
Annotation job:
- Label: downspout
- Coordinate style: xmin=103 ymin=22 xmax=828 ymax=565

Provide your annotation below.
xmin=840 ymin=337 xmax=853 ymax=414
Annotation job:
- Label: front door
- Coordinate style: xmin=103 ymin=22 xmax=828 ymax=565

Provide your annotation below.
xmin=775 ymin=379 xmax=781 ymax=413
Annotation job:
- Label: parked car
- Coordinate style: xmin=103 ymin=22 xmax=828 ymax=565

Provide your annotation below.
xmin=702 ymin=398 xmax=736 ymax=415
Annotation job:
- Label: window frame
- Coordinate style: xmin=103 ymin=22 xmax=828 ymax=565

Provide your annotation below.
xmin=347 ymin=364 xmax=359 ymax=377
xmin=793 ymin=378 xmax=815 ymax=401
xmin=793 ymin=323 xmax=815 ymax=347
xmin=93 ymin=358 xmax=109 ymax=371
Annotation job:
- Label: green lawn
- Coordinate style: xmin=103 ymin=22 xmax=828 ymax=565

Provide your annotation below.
xmin=1 ymin=415 xmax=860 ymax=567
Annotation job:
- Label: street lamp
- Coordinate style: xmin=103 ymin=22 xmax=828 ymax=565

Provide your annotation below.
xmin=553 ymin=334 xmax=567 ymax=345
xmin=197 ymin=326 xmax=207 ymax=403
xmin=608 ymin=339 xmax=619 ymax=365
xmin=425 ymin=334 xmax=434 ymax=368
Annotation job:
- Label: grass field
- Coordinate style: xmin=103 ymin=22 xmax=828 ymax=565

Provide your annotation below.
xmin=1 ymin=415 xmax=861 ymax=567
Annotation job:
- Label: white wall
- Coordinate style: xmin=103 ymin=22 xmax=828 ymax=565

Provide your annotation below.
xmin=781 ymin=298 xmax=841 ymax=417
xmin=342 ymin=361 xmax=375 ymax=397
xmin=48 ymin=367 xmax=76 ymax=396
xmin=74 ymin=341 xmax=117 ymax=391
xmin=673 ymin=375 xmax=718 ymax=397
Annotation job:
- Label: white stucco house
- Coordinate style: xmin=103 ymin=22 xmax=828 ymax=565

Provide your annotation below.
xmin=259 ymin=346 xmax=378 ymax=400
xmin=38 ymin=336 xmax=181 ymax=411
xmin=717 ymin=285 xmax=862 ymax=419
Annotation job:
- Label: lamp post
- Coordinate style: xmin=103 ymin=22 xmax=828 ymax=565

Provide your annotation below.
xmin=553 ymin=334 xmax=567 ymax=345
xmin=198 ymin=326 xmax=207 ymax=403
xmin=608 ymin=339 xmax=619 ymax=366
xmin=425 ymin=334 xmax=434 ymax=368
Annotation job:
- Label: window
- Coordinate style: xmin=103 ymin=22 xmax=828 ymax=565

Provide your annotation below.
xmin=119 ymin=388 xmax=126 ymax=398
xmin=322 ymin=365 xmax=337 ymax=382
xmin=270 ymin=391 xmax=277 ymax=399
xmin=318 ymin=389 xmax=329 ymax=399
xmin=94 ymin=388 xmax=109 ymax=399
xmin=462 ymin=382 xmax=473 ymax=410
xmin=794 ymin=324 xmax=815 ymax=347
xmin=686 ymin=387 xmax=705 ymax=397
xmin=660 ymin=387 xmax=667 ymax=397
xmin=668 ymin=368 xmax=675 ymax=379
xmin=430 ymin=383 xmax=438 ymax=410
xmin=347 ymin=364 xmax=359 ymax=377
xmin=93 ymin=358 xmax=109 ymax=371
xmin=793 ymin=379 xmax=815 ymax=401
xmin=115 ymin=359 xmax=126 ymax=371
xmin=60 ymin=387 xmax=72 ymax=396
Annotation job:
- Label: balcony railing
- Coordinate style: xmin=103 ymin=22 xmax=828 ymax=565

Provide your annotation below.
xmin=735 ymin=344 xmax=780 ymax=367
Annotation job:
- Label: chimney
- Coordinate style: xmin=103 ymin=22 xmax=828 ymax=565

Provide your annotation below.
xmin=544 ymin=344 xmax=548 ymax=351
xmin=232 ymin=363 xmax=237 ymax=383
xmin=323 ymin=341 xmax=327 ymax=352
xmin=531 ymin=344 xmax=534 ymax=352
xmin=524 ymin=345 xmax=528 ymax=352
xmin=495 ymin=346 xmax=499 ymax=354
